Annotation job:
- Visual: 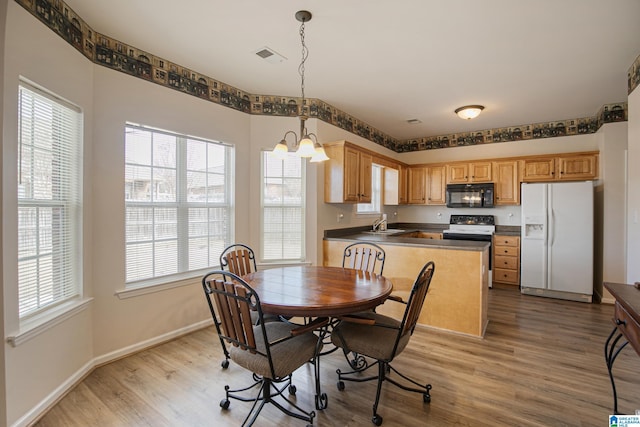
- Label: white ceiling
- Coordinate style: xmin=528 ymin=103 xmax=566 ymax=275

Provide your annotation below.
xmin=64 ymin=0 xmax=640 ymax=140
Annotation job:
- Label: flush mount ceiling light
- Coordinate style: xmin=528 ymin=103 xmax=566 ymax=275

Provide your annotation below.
xmin=455 ymin=105 xmax=485 ymax=120
xmin=271 ymin=10 xmax=329 ymax=163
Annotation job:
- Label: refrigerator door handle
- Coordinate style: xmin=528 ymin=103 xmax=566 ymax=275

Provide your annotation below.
xmin=549 ymin=208 xmax=555 ymax=247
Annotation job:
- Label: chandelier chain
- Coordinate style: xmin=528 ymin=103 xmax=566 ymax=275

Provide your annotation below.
xmin=299 ymin=20 xmax=309 ymax=107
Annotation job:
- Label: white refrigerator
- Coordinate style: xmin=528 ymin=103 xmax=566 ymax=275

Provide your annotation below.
xmin=520 ymin=181 xmax=594 ymax=302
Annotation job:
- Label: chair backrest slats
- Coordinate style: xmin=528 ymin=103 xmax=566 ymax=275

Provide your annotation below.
xmin=343 ymin=243 xmax=385 ymax=275
xmin=235 ymin=285 xmax=257 ymax=353
xmin=208 ymin=277 xmax=258 ymax=354
xmin=400 ymin=262 xmax=435 ymax=338
xmin=212 ymin=279 xmax=238 ymax=345
xmin=220 ymin=244 xmax=257 ymax=276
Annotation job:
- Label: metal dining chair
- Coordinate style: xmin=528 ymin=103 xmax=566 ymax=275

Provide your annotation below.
xmin=220 ymin=243 xmax=257 ymax=276
xmin=203 ymin=270 xmax=328 ymax=427
xmin=331 ymin=261 xmax=436 ymax=426
xmin=219 ymin=243 xmax=283 ymax=327
xmin=342 ymin=242 xmax=386 ymax=275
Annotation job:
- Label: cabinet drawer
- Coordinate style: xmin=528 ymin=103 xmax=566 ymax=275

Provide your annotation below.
xmin=615 ymin=302 xmax=640 ymax=357
xmin=494 ymin=246 xmax=519 ymax=256
xmin=493 ymin=268 xmax=519 ymax=284
xmin=495 ymin=255 xmax=518 ymax=270
xmin=494 ymin=235 xmax=519 ymax=246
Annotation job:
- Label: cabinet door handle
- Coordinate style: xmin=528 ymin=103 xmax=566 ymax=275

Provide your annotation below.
xmin=616 ymin=318 xmax=626 ymax=326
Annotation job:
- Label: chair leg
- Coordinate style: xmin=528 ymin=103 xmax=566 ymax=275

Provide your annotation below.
xmin=371 ymin=362 xmax=386 ymax=426
xmin=336 ymin=360 xmax=432 ymax=426
xmin=220 ymin=375 xmax=315 ymax=426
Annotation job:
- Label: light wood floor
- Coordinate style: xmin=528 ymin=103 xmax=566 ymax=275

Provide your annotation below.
xmin=34 ymin=287 xmax=640 ymax=426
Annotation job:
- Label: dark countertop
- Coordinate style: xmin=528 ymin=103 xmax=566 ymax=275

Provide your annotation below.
xmin=495 ymin=226 xmax=521 ymax=236
xmin=324 ymin=225 xmax=489 ymax=252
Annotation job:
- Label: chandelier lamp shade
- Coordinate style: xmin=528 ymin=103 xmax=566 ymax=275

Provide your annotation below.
xmin=455 ymin=105 xmax=485 ymax=120
xmin=271 ymin=10 xmax=329 ymax=163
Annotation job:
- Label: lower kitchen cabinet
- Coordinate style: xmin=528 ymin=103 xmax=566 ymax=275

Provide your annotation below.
xmin=493 ymin=234 xmax=520 ymax=286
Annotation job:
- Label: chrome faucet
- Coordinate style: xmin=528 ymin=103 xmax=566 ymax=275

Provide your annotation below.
xmin=372 ymin=216 xmax=387 ymax=232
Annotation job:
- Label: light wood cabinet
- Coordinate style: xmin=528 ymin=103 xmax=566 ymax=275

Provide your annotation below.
xmin=492 ymin=160 xmax=520 ymax=205
xmin=398 ymin=164 xmax=408 ymax=205
xmin=407 ymin=167 xmax=427 ymax=204
xmin=324 ymin=142 xmax=372 ymax=203
xmin=418 ymin=231 xmax=443 ymax=239
xmin=521 ymin=157 xmax=556 ymax=181
xmin=426 ymin=165 xmax=446 ymax=205
xmin=446 ymin=161 xmax=492 ymax=183
xmin=446 ymin=163 xmax=469 ymax=183
xmin=521 ymin=152 xmax=598 ymax=182
xmin=493 ymin=235 xmax=520 ymax=287
xmin=557 ymin=154 xmax=598 ymax=180
xmin=470 ymin=161 xmax=493 ymax=182
xmin=408 ymin=166 xmax=445 ymax=205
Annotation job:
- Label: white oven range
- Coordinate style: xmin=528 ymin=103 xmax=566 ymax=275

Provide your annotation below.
xmin=442 ymin=215 xmax=495 ymax=287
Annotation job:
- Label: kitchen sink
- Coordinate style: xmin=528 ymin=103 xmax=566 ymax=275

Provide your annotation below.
xmin=362 ymin=229 xmax=406 ymax=235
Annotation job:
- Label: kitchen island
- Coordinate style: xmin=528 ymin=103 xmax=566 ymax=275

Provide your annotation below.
xmin=323 ymin=227 xmax=489 ymax=337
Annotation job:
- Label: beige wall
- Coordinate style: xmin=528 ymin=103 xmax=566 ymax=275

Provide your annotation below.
xmin=0 ymin=0 xmax=6 ymax=424
xmin=596 ymin=122 xmax=628 ymax=301
xmin=627 ymin=77 xmax=640 ymax=283
xmin=1 ymin=2 xmax=637 ymax=426
xmin=2 ymin=3 xmax=95 ymax=425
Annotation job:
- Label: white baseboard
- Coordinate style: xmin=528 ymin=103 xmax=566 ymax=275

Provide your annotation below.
xmin=11 ymin=319 xmax=213 ymax=427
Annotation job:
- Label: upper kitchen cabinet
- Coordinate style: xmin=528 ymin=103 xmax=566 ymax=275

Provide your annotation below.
xmin=520 ymin=157 xmax=555 ymax=181
xmin=407 ymin=165 xmax=445 ymax=205
xmin=324 ymin=141 xmax=372 ymax=203
xmin=407 ymin=166 xmax=427 ymax=204
xmin=492 ymin=160 xmax=520 ymax=205
xmin=426 ymin=165 xmax=446 ymax=205
xmin=557 ymin=153 xmax=598 ymax=181
xmin=521 ymin=152 xmax=598 ymax=182
xmin=446 ymin=161 xmax=492 ymax=183
xmin=398 ymin=164 xmax=408 ymax=205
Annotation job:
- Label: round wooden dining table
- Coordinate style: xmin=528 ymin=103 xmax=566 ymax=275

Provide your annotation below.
xmin=242 ymin=265 xmax=393 ymax=317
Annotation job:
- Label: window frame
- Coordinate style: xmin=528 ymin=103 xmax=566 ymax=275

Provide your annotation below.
xmin=259 ymin=150 xmax=306 ymax=264
xmin=124 ymin=123 xmax=235 ymax=288
xmin=17 ymin=80 xmax=83 ymax=320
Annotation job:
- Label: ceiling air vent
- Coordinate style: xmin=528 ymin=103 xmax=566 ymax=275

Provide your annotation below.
xmin=406 ymin=118 xmax=422 ymax=124
xmin=254 ymin=47 xmax=287 ymax=64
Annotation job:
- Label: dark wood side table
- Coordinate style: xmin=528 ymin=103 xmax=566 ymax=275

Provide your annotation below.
xmin=603 ymin=282 xmax=640 ymax=414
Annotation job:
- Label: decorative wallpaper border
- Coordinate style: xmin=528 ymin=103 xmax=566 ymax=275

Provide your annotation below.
xmin=16 ymin=0 xmax=631 ymax=153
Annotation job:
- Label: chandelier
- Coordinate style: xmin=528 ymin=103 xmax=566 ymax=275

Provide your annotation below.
xmin=271 ymin=10 xmax=329 ymax=162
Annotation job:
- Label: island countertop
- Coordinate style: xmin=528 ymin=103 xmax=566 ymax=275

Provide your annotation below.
xmin=324 ymin=227 xmax=489 ymax=252
xmin=323 ymin=225 xmax=490 ymax=337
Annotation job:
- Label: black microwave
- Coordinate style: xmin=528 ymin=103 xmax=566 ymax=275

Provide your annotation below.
xmin=445 ymin=183 xmax=494 ymax=208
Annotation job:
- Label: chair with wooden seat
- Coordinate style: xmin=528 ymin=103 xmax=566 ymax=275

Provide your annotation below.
xmin=342 ymin=242 xmax=386 ymax=275
xmin=331 ymin=261 xmax=435 ymax=426
xmin=220 ymin=243 xmax=283 ymax=331
xmin=220 ymin=243 xmax=257 ymax=276
xmin=203 ymin=270 xmax=328 ymax=427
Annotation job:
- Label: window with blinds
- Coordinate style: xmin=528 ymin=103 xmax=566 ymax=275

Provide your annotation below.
xmin=125 ymin=124 xmax=234 ymax=284
xmin=261 ymin=151 xmax=305 ymax=262
xmin=17 ymin=82 xmax=83 ymax=318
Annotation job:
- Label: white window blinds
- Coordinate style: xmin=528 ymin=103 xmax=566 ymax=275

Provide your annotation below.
xmin=125 ymin=124 xmax=234 ymax=284
xmin=18 ymin=83 xmax=83 ymax=318
xmin=261 ymin=151 xmax=305 ymax=262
